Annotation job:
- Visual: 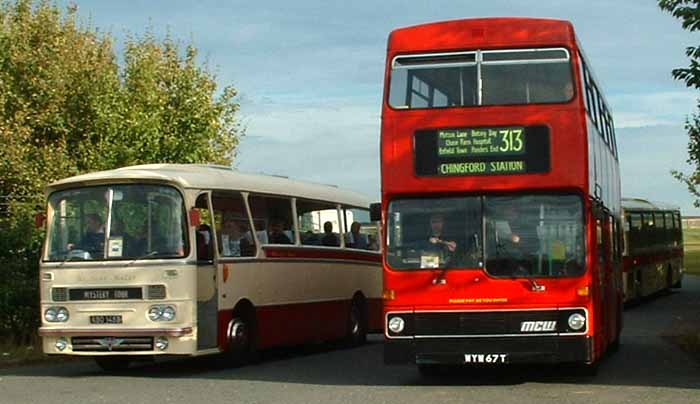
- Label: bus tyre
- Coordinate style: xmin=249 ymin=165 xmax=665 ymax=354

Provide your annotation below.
xmin=228 ymin=312 xmax=258 ymax=366
xmin=345 ymin=298 xmax=367 ymax=347
xmin=94 ymin=356 xmax=131 ymax=372
xmin=666 ymin=266 xmax=674 ymax=293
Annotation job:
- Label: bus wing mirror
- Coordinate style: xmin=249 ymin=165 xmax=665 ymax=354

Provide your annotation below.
xmin=34 ymin=212 xmax=46 ymax=229
xmin=370 ymin=203 xmax=382 ymax=222
xmin=189 ymin=209 xmax=201 ymax=227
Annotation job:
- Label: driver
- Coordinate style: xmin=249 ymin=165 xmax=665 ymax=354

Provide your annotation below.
xmin=70 ymin=213 xmax=105 ymax=258
xmin=427 ymin=213 xmax=457 ymax=253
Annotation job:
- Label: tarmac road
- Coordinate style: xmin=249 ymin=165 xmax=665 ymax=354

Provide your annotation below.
xmin=1 ymin=277 xmax=699 ymax=404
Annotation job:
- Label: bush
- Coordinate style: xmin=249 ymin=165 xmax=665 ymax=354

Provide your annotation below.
xmin=0 ymin=205 xmax=42 ymax=345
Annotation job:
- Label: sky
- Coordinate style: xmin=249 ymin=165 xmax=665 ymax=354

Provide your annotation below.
xmin=66 ymin=0 xmax=700 ymax=214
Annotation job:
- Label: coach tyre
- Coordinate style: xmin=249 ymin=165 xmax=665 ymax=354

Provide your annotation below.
xmin=228 ymin=308 xmax=257 ymax=366
xmin=346 ymin=296 xmax=367 ymax=346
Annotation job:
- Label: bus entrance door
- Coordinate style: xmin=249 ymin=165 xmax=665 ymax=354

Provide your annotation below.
xmin=194 ymin=193 xmax=219 ymax=350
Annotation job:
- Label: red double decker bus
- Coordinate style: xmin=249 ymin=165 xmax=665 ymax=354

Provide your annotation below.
xmin=377 ymin=18 xmax=623 ymax=372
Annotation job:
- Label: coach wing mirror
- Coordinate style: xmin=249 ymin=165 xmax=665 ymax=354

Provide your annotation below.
xmin=370 ymin=203 xmax=382 ymax=222
xmin=34 ymin=212 xmax=46 ymax=229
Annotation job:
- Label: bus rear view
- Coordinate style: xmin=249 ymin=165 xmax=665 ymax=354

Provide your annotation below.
xmin=379 ymin=18 xmax=622 ymax=373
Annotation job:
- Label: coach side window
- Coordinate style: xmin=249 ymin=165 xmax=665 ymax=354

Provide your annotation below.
xmin=297 ymin=199 xmax=341 ymax=247
xmin=248 ymin=195 xmax=295 ymax=245
xmin=653 ymin=212 xmax=664 ymax=248
xmin=212 ymin=192 xmax=256 ymax=257
xmin=194 ymin=194 xmax=214 ymax=263
xmin=343 ymin=207 xmax=379 ymax=251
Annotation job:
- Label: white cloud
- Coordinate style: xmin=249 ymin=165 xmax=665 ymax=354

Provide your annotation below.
xmin=610 ymin=91 xmax=697 ymax=128
xmin=235 ymin=99 xmax=381 ymax=199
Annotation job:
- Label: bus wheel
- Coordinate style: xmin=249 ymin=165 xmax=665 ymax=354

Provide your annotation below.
xmin=94 ymin=356 xmax=131 ymax=372
xmin=666 ymin=266 xmax=674 ymax=293
xmin=345 ymin=297 xmax=367 ymax=347
xmin=228 ymin=311 xmax=257 ymax=366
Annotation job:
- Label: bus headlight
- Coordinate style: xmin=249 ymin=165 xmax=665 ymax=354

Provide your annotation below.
xmin=148 ymin=305 xmax=176 ymax=322
xmin=55 ymin=338 xmax=68 ymax=351
xmin=161 ymin=306 xmax=176 ymax=322
xmin=55 ymin=307 xmax=69 ymax=322
xmin=388 ymin=316 xmax=405 ymax=334
xmin=45 ymin=307 xmax=69 ymax=322
xmin=568 ymin=313 xmax=586 ymax=331
xmin=155 ymin=337 xmax=169 ymax=351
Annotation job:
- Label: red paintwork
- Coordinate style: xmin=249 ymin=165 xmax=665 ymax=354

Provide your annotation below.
xmin=215 ymin=246 xmax=382 ymax=352
xmin=380 ymin=18 xmax=622 ymax=364
xmin=217 ymin=297 xmax=383 ymax=351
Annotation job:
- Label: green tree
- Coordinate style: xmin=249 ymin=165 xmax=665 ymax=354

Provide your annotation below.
xmin=0 ymin=0 xmax=242 ymax=344
xmin=659 ymin=0 xmax=700 ymax=205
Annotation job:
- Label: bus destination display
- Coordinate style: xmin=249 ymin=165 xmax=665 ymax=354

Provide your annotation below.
xmin=414 ymin=125 xmax=550 ymax=177
xmin=437 ymin=127 xmax=526 ymax=158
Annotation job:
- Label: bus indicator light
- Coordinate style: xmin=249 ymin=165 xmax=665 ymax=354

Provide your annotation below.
xmin=576 ymin=286 xmax=590 ymax=297
xmin=383 ymin=289 xmax=396 ymax=300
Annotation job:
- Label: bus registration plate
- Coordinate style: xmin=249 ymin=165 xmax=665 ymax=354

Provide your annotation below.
xmin=90 ymin=315 xmax=123 ymax=324
xmin=464 ymin=353 xmax=508 ymax=364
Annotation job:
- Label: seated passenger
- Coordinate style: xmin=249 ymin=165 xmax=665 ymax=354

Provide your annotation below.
xmin=321 ymin=221 xmax=340 ymax=247
xmin=266 ymin=218 xmax=293 ymax=245
xmin=346 ymin=221 xmax=368 ymax=249
xmin=302 ymin=230 xmax=320 ymax=245
xmin=220 ymin=216 xmax=254 ymax=257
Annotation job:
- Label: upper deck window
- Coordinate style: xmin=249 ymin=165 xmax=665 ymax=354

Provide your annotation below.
xmin=389 ymin=47 xmax=573 ymax=109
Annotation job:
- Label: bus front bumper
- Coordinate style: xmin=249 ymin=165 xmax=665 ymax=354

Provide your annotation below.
xmin=385 ymin=336 xmax=593 ymax=365
xmin=38 ymin=327 xmax=196 ymax=356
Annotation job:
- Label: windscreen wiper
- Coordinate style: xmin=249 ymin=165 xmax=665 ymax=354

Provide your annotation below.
xmin=513 ymin=265 xmax=546 ymax=292
xmin=126 ymin=251 xmax=160 ymax=266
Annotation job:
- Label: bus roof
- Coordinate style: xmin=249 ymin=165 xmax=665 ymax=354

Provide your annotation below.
xmin=388 ymin=18 xmax=576 ymax=53
xmin=622 ymin=197 xmax=680 ymax=212
xmin=45 ymin=164 xmax=374 ymax=208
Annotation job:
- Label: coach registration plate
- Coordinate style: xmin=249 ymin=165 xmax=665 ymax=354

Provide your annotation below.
xmin=90 ymin=315 xmax=123 ymax=324
xmin=464 ymin=353 xmax=508 ymax=364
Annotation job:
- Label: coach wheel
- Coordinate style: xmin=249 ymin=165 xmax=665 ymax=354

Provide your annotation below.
xmin=346 ymin=297 xmax=367 ymax=347
xmin=94 ymin=356 xmax=131 ymax=372
xmin=228 ymin=311 xmax=257 ymax=366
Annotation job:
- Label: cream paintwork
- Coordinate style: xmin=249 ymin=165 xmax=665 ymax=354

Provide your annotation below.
xmin=40 ymin=262 xmax=198 ymax=355
xmin=217 ymin=256 xmax=382 ymax=311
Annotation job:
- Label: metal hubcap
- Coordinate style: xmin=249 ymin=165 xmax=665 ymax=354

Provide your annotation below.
xmin=230 ymin=319 xmax=248 ymax=348
xmin=350 ymin=307 xmax=360 ymax=336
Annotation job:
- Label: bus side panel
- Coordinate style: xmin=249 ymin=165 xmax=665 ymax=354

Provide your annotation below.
xmin=217 ymin=255 xmax=382 ymax=350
